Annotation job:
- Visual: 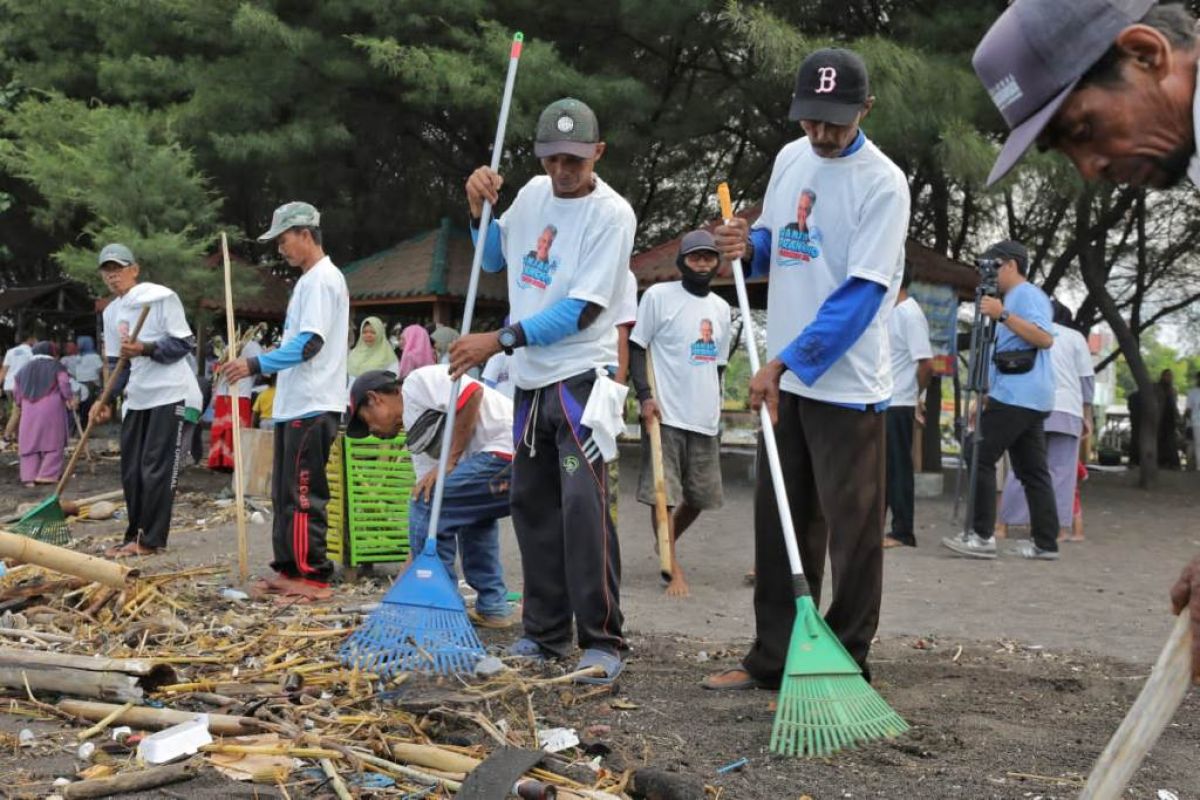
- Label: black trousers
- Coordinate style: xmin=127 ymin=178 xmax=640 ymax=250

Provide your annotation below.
xmin=743 ymin=393 xmax=885 ymax=683
xmin=271 ymin=413 xmax=338 ymax=582
xmin=885 ymin=406 xmax=917 ymax=545
xmin=120 ymin=402 xmax=186 ymax=549
xmin=511 ymin=371 xmax=624 ymax=658
xmin=970 ymin=400 xmax=1058 ymax=551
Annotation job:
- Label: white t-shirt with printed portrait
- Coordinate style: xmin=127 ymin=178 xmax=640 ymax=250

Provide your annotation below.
xmin=755 ymin=137 xmax=911 ymax=405
xmin=102 ymin=284 xmax=201 ymax=412
xmin=2 ymin=344 xmax=32 ymax=392
xmin=496 ymin=175 xmax=637 ymax=390
xmin=273 ymin=256 xmax=350 ymax=421
xmin=631 ymin=282 xmax=732 ymax=436
xmin=887 ymin=296 xmax=933 ymax=407
xmin=402 ymin=365 xmax=513 ymax=480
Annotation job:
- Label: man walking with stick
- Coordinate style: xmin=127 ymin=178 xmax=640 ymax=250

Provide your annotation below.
xmin=221 ymin=202 xmax=349 ymax=600
xmin=629 ymin=230 xmax=732 ymax=596
xmin=451 ymin=98 xmax=636 ymax=683
xmin=706 ymin=48 xmax=910 ymax=688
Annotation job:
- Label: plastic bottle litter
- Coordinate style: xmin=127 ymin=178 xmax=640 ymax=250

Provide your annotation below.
xmin=0 ymin=562 xmax=7 ymax=578
xmin=111 ymin=726 xmax=133 ymax=743
xmin=537 ymin=727 xmax=579 ymax=753
xmin=137 ymin=715 xmax=212 ymax=764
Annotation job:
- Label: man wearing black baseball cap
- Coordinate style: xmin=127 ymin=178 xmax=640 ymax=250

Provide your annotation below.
xmin=349 ymin=367 xmax=516 ymax=627
xmin=974 ymin=0 xmax=1198 ymax=188
xmin=710 ymin=48 xmax=910 ymax=689
xmin=940 ymin=241 xmax=1058 ymax=561
xmin=451 ymin=98 xmax=637 ymax=683
xmin=976 ymin=0 xmax=1200 ymax=680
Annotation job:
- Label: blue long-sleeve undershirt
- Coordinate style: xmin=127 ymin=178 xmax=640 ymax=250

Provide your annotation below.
xmin=780 ymin=278 xmax=887 ymax=387
xmin=470 ymin=219 xmax=506 ymax=273
xmin=746 ymin=228 xmax=772 ymax=277
xmin=520 ymin=297 xmax=587 ymax=347
xmin=255 ymin=332 xmax=315 ymax=374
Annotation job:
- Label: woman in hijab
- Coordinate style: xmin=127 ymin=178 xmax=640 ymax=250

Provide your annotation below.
xmin=13 ymin=342 xmax=75 ymax=487
xmin=348 ymin=317 xmax=400 ymax=379
xmin=396 ymin=324 xmax=436 ymax=380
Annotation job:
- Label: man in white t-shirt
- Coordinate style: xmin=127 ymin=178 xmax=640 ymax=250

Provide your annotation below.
xmin=1 ymin=330 xmax=37 ymax=441
xmin=884 ymin=263 xmax=933 ymax=548
xmin=453 ymin=97 xmax=636 ymax=683
xmin=89 ymin=244 xmax=202 ymax=558
xmin=222 ymin=202 xmax=349 ymax=600
xmin=630 ymin=230 xmax=731 ymax=597
xmin=349 ymin=367 xmax=515 ymax=626
xmin=709 ymin=48 xmax=910 ymax=688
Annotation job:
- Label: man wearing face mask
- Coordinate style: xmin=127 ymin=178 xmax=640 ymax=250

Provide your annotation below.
xmin=628 ymin=230 xmax=731 ymax=599
xmin=708 ymin=48 xmax=910 ymax=689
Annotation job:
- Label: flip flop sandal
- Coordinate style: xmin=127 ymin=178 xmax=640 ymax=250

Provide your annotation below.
xmin=701 ymin=668 xmax=766 ymax=691
xmin=573 ymin=648 xmax=624 ymax=685
xmin=507 ymin=637 xmax=550 ymax=662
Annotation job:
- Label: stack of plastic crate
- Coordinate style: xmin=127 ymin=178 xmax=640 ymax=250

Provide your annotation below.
xmin=340 ymin=433 xmax=414 ymax=565
xmin=325 ymin=434 xmax=346 ymax=565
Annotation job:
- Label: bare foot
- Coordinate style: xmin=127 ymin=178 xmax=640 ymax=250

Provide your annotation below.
xmin=109 ymin=542 xmax=159 ymax=559
xmin=994 ymin=525 xmax=1008 ymax=540
xmin=665 ymin=566 xmax=690 ymax=598
xmin=743 ymin=568 xmax=756 ymax=586
xmin=265 ymin=573 xmax=333 ymax=600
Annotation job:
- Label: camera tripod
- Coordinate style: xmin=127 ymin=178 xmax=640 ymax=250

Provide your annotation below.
xmin=951 ymin=268 xmax=1000 ymax=534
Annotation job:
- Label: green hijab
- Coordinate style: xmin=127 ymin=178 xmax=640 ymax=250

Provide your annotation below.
xmin=347 ymin=317 xmax=396 ymax=376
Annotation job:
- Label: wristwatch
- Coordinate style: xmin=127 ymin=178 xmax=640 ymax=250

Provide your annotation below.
xmin=998 ymin=310 xmax=1010 ymax=323
xmin=497 ymin=326 xmax=518 ymax=356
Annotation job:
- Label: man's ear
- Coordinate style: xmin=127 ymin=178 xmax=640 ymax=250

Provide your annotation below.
xmin=592 ymin=142 xmax=607 ymax=163
xmin=1114 ymin=24 xmax=1175 ymax=80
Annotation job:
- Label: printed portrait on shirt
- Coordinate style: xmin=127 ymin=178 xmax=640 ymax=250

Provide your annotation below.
xmin=777 ymin=189 xmax=822 ymax=266
xmin=519 ymin=224 xmax=560 ymax=290
xmin=690 ymin=318 xmax=720 ymax=364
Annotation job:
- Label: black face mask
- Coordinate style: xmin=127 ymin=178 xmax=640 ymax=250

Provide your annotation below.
xmin=678 ymin=258 xmax=717 ymax=296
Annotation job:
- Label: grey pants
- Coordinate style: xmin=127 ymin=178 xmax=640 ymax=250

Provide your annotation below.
xmin=511 ymin=371 xmax=624 ymax=658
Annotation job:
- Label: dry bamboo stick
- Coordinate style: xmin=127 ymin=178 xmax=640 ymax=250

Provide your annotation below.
xmin=77 ymin=701 xmax=134 ymax=741
xmin=0 ymin=530 xmax=135 ymax=588
xmin=60 ymin=761 xmax=198 ymax=799
xmin=57 ymin=699 xmax=258 ymax=736
xmin=320 ymin=758 xmax=354 ymax=800
xmin=201 ymin=743 xmax=343 ymax=759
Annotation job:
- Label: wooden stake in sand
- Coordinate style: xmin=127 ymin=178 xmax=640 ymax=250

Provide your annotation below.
xmin=221 ymin=232 xmax=250 ymax=586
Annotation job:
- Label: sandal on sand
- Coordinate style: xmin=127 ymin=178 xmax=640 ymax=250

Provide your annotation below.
xmin=701 ymin=667 xmax=770 ymax=691
xmin=574 ymin=648 xmax=624 ymax=685
xmin=507 ymin=637 xmax=550 ymax=662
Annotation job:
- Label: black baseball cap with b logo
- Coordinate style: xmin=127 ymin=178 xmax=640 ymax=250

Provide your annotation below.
xmin=789 ymin=48 xmax=870 ymax=125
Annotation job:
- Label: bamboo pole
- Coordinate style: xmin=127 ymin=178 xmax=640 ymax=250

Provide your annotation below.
xmin=57 ymin=699 xmax=258 ymax=737
xmin=0 ymin=530 xmax=135 ymax=588
xmin=221 ymin=232 xmax=250 ymax=585
xmin=0 ymin=649 xmax=175 ymax=704
xmin=61 ymin=762 xmax=197 ymax=799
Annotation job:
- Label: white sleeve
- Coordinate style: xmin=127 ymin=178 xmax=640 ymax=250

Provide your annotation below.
xmin=292 ymin=275 xmax=337 ymax=339
xmin=718 ymin=302 xmax=733 ymax=366
xmin=1 ymin=351 xmax=12 ymax=368
xmin=481 ymin=354 xmax=501 ymax=383
xmin=614 ymin=272 xmax=638 ymax=326
xmin=102 ymin=307 xmax=121 ymax=358
xmin=629 ymin=287 xmax=659 ymax=349
xmin=847 ymin=173 xmax=911 ymax=287
xmin=567 ymin=210 xmax=636 ymax=308
xmin=907 ymin=306 xmax=933 ymax=361
xmin=402 ymin=368 xmax=445 ymax=422
xmin=158 ymin=294 xmax=194 ymax=339
xmin=1074 ymin=332 xmax=1094 ymax=378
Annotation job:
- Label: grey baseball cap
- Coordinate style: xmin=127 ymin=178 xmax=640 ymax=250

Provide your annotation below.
xmin=973 ymin=0 xmax=1155 ymax=187
xmin=534 ymin=98 xmax=600 ymax=159
xmin=258 ymin=201 xmax=321 ymax=242
xmin=678 ymin=229 xmax=720 ymax=257
xmin=97 ymin=243 xmax=135 ymax=268
xmin=982 ymin=240 xmax=1030 ymax=274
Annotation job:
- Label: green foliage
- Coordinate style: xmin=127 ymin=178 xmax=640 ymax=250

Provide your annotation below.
xmin=1114 ymin=330 xmax=1200 ymax=400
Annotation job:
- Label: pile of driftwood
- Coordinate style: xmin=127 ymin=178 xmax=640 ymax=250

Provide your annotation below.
xmin=0 ymin=536 xmax=706 ymax=800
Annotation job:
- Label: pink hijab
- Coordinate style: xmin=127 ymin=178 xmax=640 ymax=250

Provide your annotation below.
xmin=397 ymin=324 xmax=436 ymax=379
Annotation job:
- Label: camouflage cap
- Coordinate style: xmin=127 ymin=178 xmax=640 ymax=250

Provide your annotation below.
xmin=258 ymin=201 xmax=321 ymax=242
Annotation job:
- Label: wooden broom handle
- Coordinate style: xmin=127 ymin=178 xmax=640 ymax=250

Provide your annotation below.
xmin=55 ymin=304 xmax=152 ymax=496
xmin=644 ymin=351 xmax=673 ymax=581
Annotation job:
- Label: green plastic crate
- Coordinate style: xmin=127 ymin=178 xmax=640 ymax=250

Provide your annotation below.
xmin=326 ymin=434 xmax=346 ymax=565
xmin=341 ymin=433 xmax=415 ymax=565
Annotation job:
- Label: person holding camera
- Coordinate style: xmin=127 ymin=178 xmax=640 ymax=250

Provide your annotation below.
xmin=942 ymin=240 xmax=1059 ymax=561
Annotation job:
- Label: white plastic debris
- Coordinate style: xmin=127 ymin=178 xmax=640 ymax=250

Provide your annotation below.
xmin=537 ymin=727 xmax=580 ymax=753
xmin=52 ymin=778 xmax=70 ymax=786
xmin=1157 ymin=791 xmax=1180 ymax=800
xmin=137 ymin=715 xmax=212 ymax=764
xmin=77 ymin=742 xmax=95 ymax=760
xmin=219 ymin=588 xmax=250 ymax=601
xmin=249 ymin=511 xmax=267 ymax=525
xmin=18 ymin=729 xmax=34 ymax=746
xmin=195 ymin=518 xmax=207 ymax=527
xmin=110 ymin=726 xmax=132 ymax=742
xmin=474 ymin=655 xmax=506 ymax=677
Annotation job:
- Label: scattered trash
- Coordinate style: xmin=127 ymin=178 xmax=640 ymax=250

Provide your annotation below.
xmin=52 ymin=777 xmax=71 ymax=786
xmin=110 ymin=726 xmax=133 ymax=743
xmin=137 ymin=715 xmax=212 ymax=764
xmin=1157 ymin=791 xmax=1180 ymax=800
xmin=537 ymin=727 xmax=580 ymax=753
xmin=351 ymin=773 xmax=396 ymax=789
xmin=716 ymin=757 xmax=748 ymax=774
xmin=475 ymin=655 xmax=506 ymax=677
xmin=18 ymin=728 xmax=34 ymax=746
xmin=0 ymin=562 xmax=6 ymax=578
xmin=77 ymin=742 xmax=96 ymax=761
xmin=584 ymin=724 xmax=611 ymax=737
xmin=695 ymin=650 xmax=709 ymax=662
xmin=248 ymin=511 xmax=266 ymax=525
xmin=194 ymin=518 xmax=207 ymax=527
xmin=219 ymin=588 xmax=249 ymax=602
xmin=610 ymin=698 xmax=639 ymax=710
